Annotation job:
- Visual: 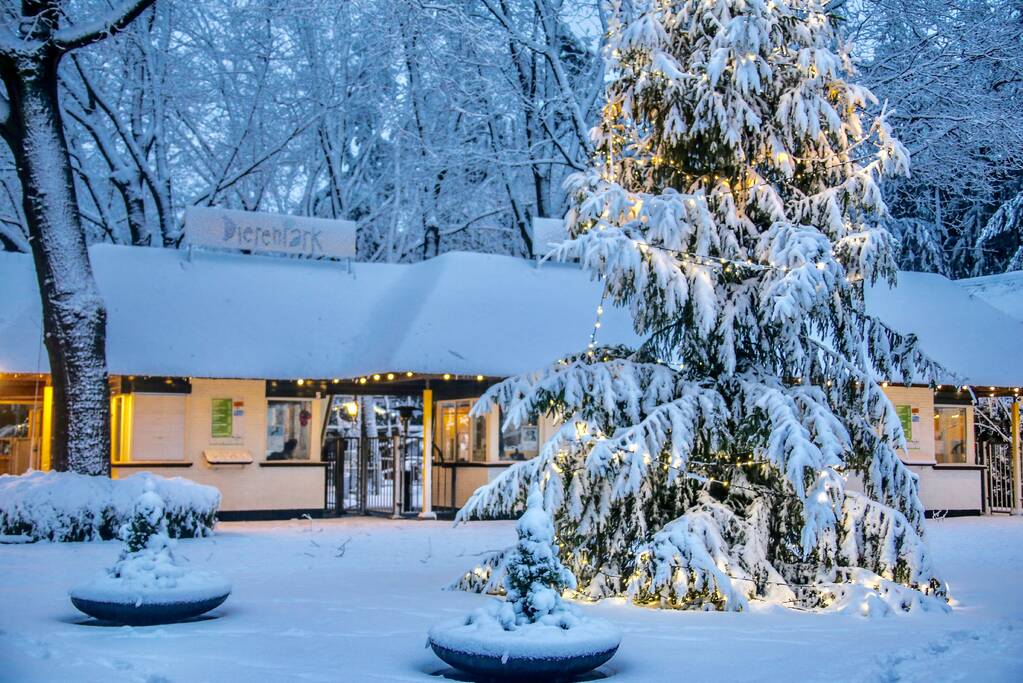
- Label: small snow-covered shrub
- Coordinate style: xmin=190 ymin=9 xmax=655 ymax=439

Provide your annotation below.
xmin=0 ymin=470 xmax=219 ymax=542
xmin=430 ymin=485 xmax=620 ymax=676
xmin=500 ymin=483 xmax=578 ymax=625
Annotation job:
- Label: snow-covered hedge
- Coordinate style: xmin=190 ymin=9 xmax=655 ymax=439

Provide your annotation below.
xmin=0 ymin=471 xmax=220 ymax=542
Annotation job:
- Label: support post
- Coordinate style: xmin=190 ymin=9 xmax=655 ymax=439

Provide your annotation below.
xmin=1012 ymin=399 xmax=1022 ymax=515
xmin=391 ymin=434 xmax=402 ymax=519
xmin=40 ymin=385 xmax=53 ymax=472
xmin=418 ymin=386 xmax=436 ymax=519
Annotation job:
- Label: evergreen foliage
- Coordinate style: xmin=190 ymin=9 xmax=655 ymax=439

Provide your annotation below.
xmin=456 ymin=0 xmax=947 ymax=611
xmin=977 ymin=191 xmax=1023 ymax=273
xmin=503 ymin=484 xmax=577 ymax=623
xmin=120 ymin=481 xmax=168 ymax=554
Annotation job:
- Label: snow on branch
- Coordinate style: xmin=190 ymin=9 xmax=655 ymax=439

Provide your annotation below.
xmin=53 ymin=0 xmax=157 ymax=53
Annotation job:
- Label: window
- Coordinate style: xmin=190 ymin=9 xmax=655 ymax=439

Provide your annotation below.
xmin=0 ymin=403 xmax=33 ymax=474
xmin=438 ymin=400 xmax=489 ymax=462
xmin=472 ymin=414 xmax=487 ymax=462
xmin=266 ymin=400 xmax=313 ymax=460
xmin=500 ymin=410 xmax=539 ymax=461
xmin=934 ymin=406 xmax=968 ymax=464
xmin=440 ymin=400 xmax=471 ymax=462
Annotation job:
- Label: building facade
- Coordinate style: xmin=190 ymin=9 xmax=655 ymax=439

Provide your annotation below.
xmin=2 ymin=240 xmax=1021 ymax=518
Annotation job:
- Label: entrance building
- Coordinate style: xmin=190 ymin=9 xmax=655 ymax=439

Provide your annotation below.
xmin=2 ymin=236 xmax=1022 ymax=518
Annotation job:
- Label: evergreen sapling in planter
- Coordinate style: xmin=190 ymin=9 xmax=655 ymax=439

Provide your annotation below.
xmin=455 ymin=0 xmax=950 ymax=616
xmin=70 ymin=481 xmax=231 ymax=626
xmin=429 ymin=485 xmax=620 ymax=680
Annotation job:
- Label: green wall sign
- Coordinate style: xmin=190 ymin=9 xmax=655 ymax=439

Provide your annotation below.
xmin=212 ymin=398 xmax=234 ymax=438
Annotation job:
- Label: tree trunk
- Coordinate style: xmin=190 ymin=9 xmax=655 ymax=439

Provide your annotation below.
xmin=1 ymin=51 xmax=111 ymax=475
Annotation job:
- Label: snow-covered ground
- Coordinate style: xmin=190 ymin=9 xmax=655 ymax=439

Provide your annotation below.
xmin=1 ymin=516 xmax=1021 ymax=682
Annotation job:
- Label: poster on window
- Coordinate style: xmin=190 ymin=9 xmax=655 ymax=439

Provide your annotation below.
xmin=895 ymin=404 xmax=919 ymax=449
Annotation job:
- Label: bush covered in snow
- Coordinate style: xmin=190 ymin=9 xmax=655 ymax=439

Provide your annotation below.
xmin=431 ymin=485 xmax=620 ymax=673
xmin=0 ymin=471 xmax=219 ymax=542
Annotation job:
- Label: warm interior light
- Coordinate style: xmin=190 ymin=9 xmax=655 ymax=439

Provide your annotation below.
xmin=342 ymin=401 xmax=358 ymax=418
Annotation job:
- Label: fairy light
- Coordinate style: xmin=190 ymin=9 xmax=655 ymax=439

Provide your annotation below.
xmin=588 ymin=290 xmax=608 ymax=358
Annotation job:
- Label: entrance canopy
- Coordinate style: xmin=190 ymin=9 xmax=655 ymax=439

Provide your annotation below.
xmin=0 ymin=245 xmax=638 ymax=380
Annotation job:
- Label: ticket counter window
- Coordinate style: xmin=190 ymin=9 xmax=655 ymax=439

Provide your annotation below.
xmin=934 ymin=406 xmax=968 ymax=464
xmin=439 ymin=400 xmax=489 ymax=462
xmin=267 ymin=400 xmax=312 ymax=460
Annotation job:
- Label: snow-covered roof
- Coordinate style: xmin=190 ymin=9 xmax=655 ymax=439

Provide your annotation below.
xmin=3 ymin=246 xmax=1020 ymax=387
xmin=956 ymin=271 xmax=1023 ymax=323
xmin=865 ymin=271 xmax=1023 ymax=387
xmin=0 ymin=245 xmax=638 ymax=379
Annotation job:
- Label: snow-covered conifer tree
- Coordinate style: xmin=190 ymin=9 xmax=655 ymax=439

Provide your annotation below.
xmin=502 ymin=484 xmax=577 ymax=624
xmin=110 ymin=481 xmax=180 ymax=583
xmin=456 ymin=0 xmax=947 ymax=611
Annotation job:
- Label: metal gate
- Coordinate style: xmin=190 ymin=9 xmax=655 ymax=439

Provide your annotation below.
xmin=324 ymin=436 xmax=422 ymax=516
xmin=978 ymin=441 xmax=1015 ymax=513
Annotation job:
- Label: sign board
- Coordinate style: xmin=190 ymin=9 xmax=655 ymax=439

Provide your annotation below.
xmin=185 ymin=206 xmax=356 ymax=260
xmin=211 ymin=398 xmax=234 ymax=438
xmin=895 ymin=404 xmax=920 ymax=449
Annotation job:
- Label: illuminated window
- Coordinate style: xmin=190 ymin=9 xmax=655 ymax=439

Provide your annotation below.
xmin=266 ymin=400 xmax=312 ymax=460
xmin=934 ymin=406 xmax=968 ymax=464
xmin=0 ymin=403 xmax=33 ymax=474
xmin=438 ymin=400 xmax=489 ymax=462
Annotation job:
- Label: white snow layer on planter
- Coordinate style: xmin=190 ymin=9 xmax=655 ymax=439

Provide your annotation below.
xmin=0 ymin=470 xmax=220 ymax=541
xmin=428 ymin=601 xmax=621 ymax=660
xmin=70 ymin=567 xmax=231 ymax=606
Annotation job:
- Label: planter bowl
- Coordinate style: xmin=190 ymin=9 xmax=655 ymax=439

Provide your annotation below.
xmin=70 ymin=573 xmax=231 ymax=626
xmin=428 ymin=617 xmax=620 ymax=681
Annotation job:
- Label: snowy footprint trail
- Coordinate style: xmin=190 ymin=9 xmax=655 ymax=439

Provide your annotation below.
xmin=1 ymin=517 xmax=1021 ymax=682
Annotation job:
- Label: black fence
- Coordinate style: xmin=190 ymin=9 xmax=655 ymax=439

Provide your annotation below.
xmin=978 ymin=441 xmax=1015 ymax=513
xmin=324 ymin=436 xmax=422 ymax=516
